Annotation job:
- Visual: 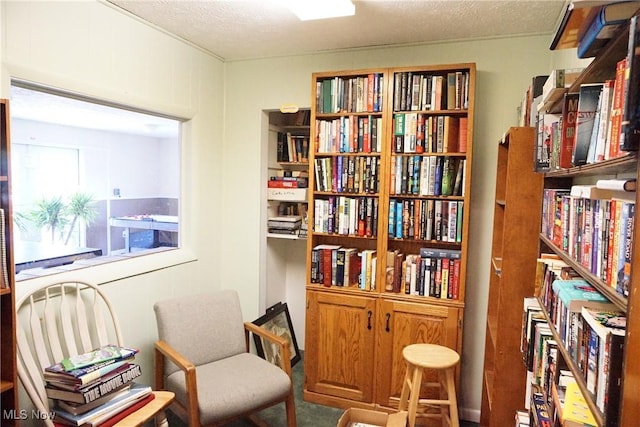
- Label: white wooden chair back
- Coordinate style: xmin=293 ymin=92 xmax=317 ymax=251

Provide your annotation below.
xmin=16 ymin=281 xmax=123 ymax=426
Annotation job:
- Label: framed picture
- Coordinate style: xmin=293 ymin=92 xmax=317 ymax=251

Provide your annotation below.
xmin=252 ymin=302 xmax=301 ymax=367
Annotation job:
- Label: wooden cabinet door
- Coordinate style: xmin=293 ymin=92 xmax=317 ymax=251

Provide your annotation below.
xmin=305 ymin=290 xmax=377 ymax=403
xmin=375 ymin=299 xmax=461 ymax=408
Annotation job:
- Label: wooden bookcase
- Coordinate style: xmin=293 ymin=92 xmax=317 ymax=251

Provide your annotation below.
xmin=303 ymin=64 xmax=475 ymax=418
xmin=479 ymin=127 xmax=543 ymax=427
xmin=516 ymin=16 xmax=640 ymax=427
xmin=0 ymin=99 xmax=18 ymax=425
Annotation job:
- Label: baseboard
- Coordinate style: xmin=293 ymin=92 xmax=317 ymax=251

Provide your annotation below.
xmin=460 ymin=407 xmax=480 ymax=423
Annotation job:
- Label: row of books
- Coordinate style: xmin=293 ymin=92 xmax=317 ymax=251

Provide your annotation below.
xmin=314 ymin=115 xmax=383 ymax=154
xmin=525 ymin=257 xmax=626 ymax=426
xmin=535 ymin=71 xmax=630 ymax=171
xmin=315 ymin=73 xmax=384 ymax=114
xmin=313 ymin=196 xmax=378 ymax=237
xmin=540 ymin=184 xmax=635 ymax=296
xmin=268 ymin=215 xmax=303 ymax=235
xmin=276 ymin=132 xmax=309 ymax=163
xmin=310 ymin=245 xmax=368 ymax=288
xmin=44 ymin=344 xmax=153 ymax=427
xmin=536 ymin=13 xmax=640 ymax=172
xmin=523 ymin=307 xmax=586 ymax=426
xmin=309 ymin=245 xmax=461 ymax=300
xmin=388 ymin=199 xmax=463 ymax=243
xmin=267 ymin=176 xmax=308 ymax=188
xmin=0 ymin=208 xmax=7 ymax=288
xmin=392 ymin=70 xmax=470 ymax=112
xmin=392 ymin=114 xmax=466 ymax=154
xmin=390 ymin=156 xmax=464 ymax=197
xmin=385 ymin=248 xmax=462 ymax=299
xmin=523 ymin=297 xmax=624 ymax=427
xmin=314 ymin=156 xmax=380 ymax=194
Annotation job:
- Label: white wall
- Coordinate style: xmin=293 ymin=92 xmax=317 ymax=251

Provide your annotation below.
xmin=222 ymin=37 xmax=555 ymax=420
xmin=11 ymin=118 xmax=179 ymax=200
xmin=2 ymin=1 xmax=225 ymax=423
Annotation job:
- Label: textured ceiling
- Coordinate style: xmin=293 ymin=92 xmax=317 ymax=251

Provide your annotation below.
xmin=106 ymin=0 xmax=568 ymax=61
xmin=12 ymin=0 xmax=570 ymax=137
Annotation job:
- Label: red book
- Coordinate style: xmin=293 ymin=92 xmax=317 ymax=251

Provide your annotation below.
xmin=323 ymin=248 xmax=335 ymax=287
xmin=559 ymin=92 xmax=579 ymax=169
xmin=267 ymin=180 xmax=306 ymax=188
xmin=451 ymin=258 xmax=461 ymax=300
xmin=608 ymin=57 xmax=627 ymax=159
xmin=95 ymin=393 xmax=156 ymax=427
xmin=416 ymin=114 xmax=425 ymax=153
xmin=458 ymin=117 xmax=468 ymax=153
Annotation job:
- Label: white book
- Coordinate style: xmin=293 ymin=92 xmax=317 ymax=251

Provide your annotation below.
xmin=419 ymin=155 xmax=430 ymax=196
xmin=595 ymin=80 xmax=614 ymax=162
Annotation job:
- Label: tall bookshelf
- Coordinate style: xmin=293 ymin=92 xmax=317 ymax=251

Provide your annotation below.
xmin=0 ymin=99 xmax=18 ymax=425
xmin=267 ymin=110 xmax=310 ymax=240
xmin=480 ymin=127 xmax=543 ymax=427
xmin=521 ymin=13 xmax=640 ymax=426
xmin=304 ymin=64 xmax=475 ymax=416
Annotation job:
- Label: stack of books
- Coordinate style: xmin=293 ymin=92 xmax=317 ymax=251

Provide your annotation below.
xmin=268 ymin=215 xmax=302 ymax=236
xmin=45 ymin=344 xmax=154 ymax=427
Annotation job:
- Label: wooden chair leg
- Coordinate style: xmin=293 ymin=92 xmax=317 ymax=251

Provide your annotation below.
xmin=154 ymin=410 xmax=169 ymax=427
xmin=285 ymin=390 xmax=297 ymax=427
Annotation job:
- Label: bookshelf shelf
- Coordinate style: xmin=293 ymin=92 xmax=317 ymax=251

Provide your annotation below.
xmin=0 ymin=99 xmax=17 ymax=425
xmin=480 ymin=127 xmax=544 ymax=427
xmin=304 ymin=64 xmax=475 ymax=416
xmin=519 ymin=15 xmax=640 ymax=425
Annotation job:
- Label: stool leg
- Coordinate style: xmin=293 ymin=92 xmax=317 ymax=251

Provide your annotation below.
xmin=407 ymin=366 xmax=423 ymax=427
xmin=399 ymin=364 xmax=413 ymax=412
xmin=445 ymin=368 xmax=459 ymax=427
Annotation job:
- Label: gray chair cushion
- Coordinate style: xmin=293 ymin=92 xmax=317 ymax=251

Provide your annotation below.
xmin=154 ymin=290 xmax=246 ymax=376
xmin=166 ymin=352 xmax=291 ymax=425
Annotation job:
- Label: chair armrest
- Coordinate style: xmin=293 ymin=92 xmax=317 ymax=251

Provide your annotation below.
xmin=154 ymin=340 xmax=200 ymax=427
xmin=244 ymin=322 xmax=292 ymax=377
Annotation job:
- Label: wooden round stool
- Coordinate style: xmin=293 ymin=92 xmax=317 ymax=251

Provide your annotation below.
xmin=398 ymin=343 xmax=460 ymax=427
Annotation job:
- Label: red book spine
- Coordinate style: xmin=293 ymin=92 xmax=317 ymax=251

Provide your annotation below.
xmin=94 ymin=393 xmax=155 ymax=427
xmin=458 ymin=117 xmax=468 ymax=153
xmin=608 ymin=58 xmax=627 ymax=159
xmin=559 ymin=92 xmax=579 ymax=169
xmin=323 ymin=249 xmax=333 ymax=287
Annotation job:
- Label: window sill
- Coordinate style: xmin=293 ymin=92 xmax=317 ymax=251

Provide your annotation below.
xmin=15 ymin=246 xmax=197 ymax=286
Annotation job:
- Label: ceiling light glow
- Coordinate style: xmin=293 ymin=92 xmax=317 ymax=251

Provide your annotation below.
xmin=279 ymin=0 xmax=355 ymax=21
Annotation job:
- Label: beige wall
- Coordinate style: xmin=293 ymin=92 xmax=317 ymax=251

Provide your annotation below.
xmin=223 ymin=37 xmax=555 ymax=419
xmin=1 ymin=1 xmax=226 ymax=422
xmin=2 ymin=0 xmax=589 ymax=422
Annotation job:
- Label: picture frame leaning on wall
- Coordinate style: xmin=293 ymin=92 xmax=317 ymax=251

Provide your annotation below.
xmin=252 ymin=302 xmax=301 ymax=367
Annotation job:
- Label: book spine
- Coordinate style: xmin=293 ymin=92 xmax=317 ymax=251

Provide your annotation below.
xmin=621 ymin=15 xmax=640 ymax=151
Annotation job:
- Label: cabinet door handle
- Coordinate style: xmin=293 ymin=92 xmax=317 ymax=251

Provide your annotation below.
xmin=385 ymin=313 xmax=391 ymax=332
xmin=367 ymin=310 xmax=372 ymax=330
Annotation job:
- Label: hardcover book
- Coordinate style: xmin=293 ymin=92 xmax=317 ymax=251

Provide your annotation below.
xmin=621 ymin=14 xmax=640 ymax=151
xmin=60 ymin=345 xmax=138 ymax=372
xmin=53 ymin=383 xmax=152 ymax=427
xmin=45 ymin=359 xmax=134 ymax=388
xmin=560 ymin=92 xmax=580 ymax=168
xmin=573 ymin=83 xmax=603 ymax=166
xmin=577 ymin=1 xmax=640 ymax=58
xmin=580 ymin=307 xmax=626 ymax=426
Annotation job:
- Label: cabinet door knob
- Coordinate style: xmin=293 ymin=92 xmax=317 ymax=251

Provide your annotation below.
xmin=367 ymin=310 xmax=372 ymax=330
xmin=385 ymin=313 xmax=391 ymax=332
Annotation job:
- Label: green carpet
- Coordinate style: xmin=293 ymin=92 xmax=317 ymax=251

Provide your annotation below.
xmin=166 ymin=351 xmax=479 ymax=426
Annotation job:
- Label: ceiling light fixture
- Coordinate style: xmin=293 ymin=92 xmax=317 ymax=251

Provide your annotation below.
xmin=279 ymin=0 xmax=355 ymax=21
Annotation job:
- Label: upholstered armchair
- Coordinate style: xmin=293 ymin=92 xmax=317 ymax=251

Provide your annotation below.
xmin=153 ymin=290 xmax=297 ymax=427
